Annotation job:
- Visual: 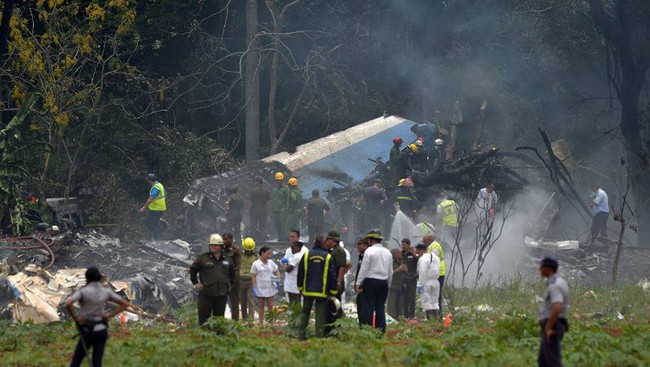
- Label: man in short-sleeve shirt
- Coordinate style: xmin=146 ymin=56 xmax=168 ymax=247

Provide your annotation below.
xmin=588 ymin=184 xmax=609 ymax=244
xmin=538 ymin=256 xmax=570 ymax=367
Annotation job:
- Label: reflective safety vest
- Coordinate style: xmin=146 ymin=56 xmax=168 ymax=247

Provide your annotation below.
xmin=426 ymin=241 xmax=446 ymax=276
xmin=298 ymin=249 xmax=337 ymax=298
xmin=148 ymin=182 xmax=166 ymax=211
xmin=437 ymin=199 xmax=458 ymax=227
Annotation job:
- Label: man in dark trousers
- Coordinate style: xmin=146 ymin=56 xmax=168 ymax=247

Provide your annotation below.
xmin=222 ymin=233 xmax=241 ymax=321
xmin=297 ymin=235 xmax=338 ymax=339
xmin=65 ymin=267 xmax=130 ymax=367
xmin=248 ymin=176 xmax=271 ymax=240
xmin=324 ymin=230 xmax=350 ymax=335
xmin=304 ymin=189 xmax=332 ymax=243
xmin=139 ymin=173 xmax=166 ymax=240
xmin=271 ymin=172 xmax=289 ymax=240
xmin=386 ymin=248 xmax=407 ymax=318
xmin=400 ymin=238 xmax=419 ymax=319
xmin=190 ymin=234 xmax=236 ymax=325
xmin=538 ymin=256 xmax=570 ymax=367
xmin=392 ymin=178 xmax=418 ymax=219
xmin=354 ymin=237 xmax=370 ymax=324
xmin=361 ymin=179 xmax=388 ymax=232
xmin=225 ymin=186 xmax=244 ymax=243
xmin=354 ymin=230 xmax=393 ymax=333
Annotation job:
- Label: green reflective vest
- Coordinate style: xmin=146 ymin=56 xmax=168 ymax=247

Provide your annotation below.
xmin=437 ymin=199 xmax=458 ymax=227
xmin=148 ymin=182 xmax=166 ymax=211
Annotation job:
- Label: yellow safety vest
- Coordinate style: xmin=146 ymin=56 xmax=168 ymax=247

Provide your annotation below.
xmin=148 ymin=182 xmax=166 ymax=211
xmin=437 ymin=199 xmax=458 ymax=227
xmin=426 ymin=241 xmax=446 ymax=276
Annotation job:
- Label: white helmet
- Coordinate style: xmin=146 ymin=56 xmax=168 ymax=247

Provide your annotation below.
xmin=434 ymin=138 xmax=444 ymax=146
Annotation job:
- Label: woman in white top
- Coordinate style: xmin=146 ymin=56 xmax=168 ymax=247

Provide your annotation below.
xmin=251 ymin=246 xmax=280 ymax=326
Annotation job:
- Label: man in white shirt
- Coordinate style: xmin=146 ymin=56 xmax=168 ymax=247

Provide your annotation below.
xmin=415 ymin=244 xmax=441 ymax=320
xmin=354 ymin=230 xmax=393 ymax=333
xmin=282 ymin=230 xmax=307 ymax=306
xmin=588 ymin=184 xmax=609 ymax=245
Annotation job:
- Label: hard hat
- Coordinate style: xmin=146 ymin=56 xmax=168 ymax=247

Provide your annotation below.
xmin=415 ymin=139 xmax=423 ymax=146
xmin=393 ymin=136 xmax=403 ymax=145
xmin=434 ymin=138 xmax=444 ymax=146
xmin=408 ymin=143 xmax=419 ymax=153
xmin=288 ymin=177 xmax=298 ymax=186
xmin=275 ymin=172 xmax=285 ymax=180
xmin=328 ymin=296 xmax=341 ymax=315
xmin=242 ymin=237 xmax=256 ymax=251
xmin=208 ymin=233 xmax=224 ymax=246
xmin=398 ymin=178 xmax=405 ymax=187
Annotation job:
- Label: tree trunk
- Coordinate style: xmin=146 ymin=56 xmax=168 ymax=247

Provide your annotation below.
xmin=244 ymin=0 xmax=260 ymax=162
xmin=471 ymin=100 xmax=488 ymax=152
xmin=267 ymin=42 xmax=280 ymax=146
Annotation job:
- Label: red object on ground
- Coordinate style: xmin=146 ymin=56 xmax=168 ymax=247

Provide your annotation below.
xmin=444 ymin=314 xmax=452 ymax=328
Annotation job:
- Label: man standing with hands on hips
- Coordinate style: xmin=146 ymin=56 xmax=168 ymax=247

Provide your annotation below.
xmin=538 ymin=256 xmax=570 ymax=367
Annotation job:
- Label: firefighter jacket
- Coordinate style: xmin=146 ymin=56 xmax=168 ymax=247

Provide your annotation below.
xmin=297 ymin=244 xmax=338 ymax=298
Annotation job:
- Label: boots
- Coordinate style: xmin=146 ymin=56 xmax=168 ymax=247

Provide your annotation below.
xmin=425 ymin=310 xmax=433 ymax=320
xmin=433 ymin=309 xmax=441 ymax=319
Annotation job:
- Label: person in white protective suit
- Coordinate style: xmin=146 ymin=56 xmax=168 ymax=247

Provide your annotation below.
xmin=415 ymin=243 xmax=440 ymax=320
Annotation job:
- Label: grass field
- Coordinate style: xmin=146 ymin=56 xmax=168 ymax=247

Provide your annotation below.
xmin=1 ymin=279 xmax=649 ymax=366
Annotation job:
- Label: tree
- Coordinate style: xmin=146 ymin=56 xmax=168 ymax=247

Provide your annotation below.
xmin=587 ymin=0 xmax=650 ymax=247
xmin=245 ymin=0 xmax=260 ymax=162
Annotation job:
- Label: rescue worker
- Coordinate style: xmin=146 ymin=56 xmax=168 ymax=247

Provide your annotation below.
xmin=189 ymin=234 xmax=236 ymax=326
xmin=386 ymin=248 xmax=407 ymax=318
xmin=538 ymin=256 xmax=570 ymax=367
xmin=400 ymin=142 xmax=420 ymax=173
xmin=588 ymin=184 xmax=609 ymax=245
xmin=477 ymin=183 xmax=498 ymax=237
xmin=324 ymin=230 xmax=351 ymax=335
xmin=415 ymin=243 xmax=441 ymax=320
xmin=392 ymin=178 xmax=418 ymax=219
xmin=431 ymin=138 xmax=445 ymax=170
xmin=354 ymin=237 xmax=370 ymax=325
xmin=424 ymin=234 xmax=446 ymax=315
xmin=410 ymin=138 xmax=429 ymax=171
xmin=388 ymin=136 xmax=405 ymax=185
xmin=304 ymin=189 xmax=332 ymax=243
xmin=410 ymin=122 xmax=436 ymax=158
xmin=251 ymin=246 xmax=281 ymax=327
xmin=400 ymin=238 xmax=419 ymax=319
xmin=248 ymin=176 xmax=271 ymax=240
xmin=65 ymin=267 xmax=129 ymax=367
xmin=239 ymin=237 xmax=257 ymax=320
xmin=222 ymin=233 xmax=241 ymax=321
xmin=436 ymin=194 xmax=459 ymax=246
xmin=225 ymin=186 xmax=243 ymax=242
xmin=286 ymin=177 xmax=303 ymax=235
xmin=361 ymin=179 xmax=388 ymax=232
xmin=282 ymin=230 xmax=307 ymax=306
xmin=139 ymin=173 xmax=166 ymax=240
xmin=271 ymin=172 xmax=290 ymax=240
xmin=297 ymin=235 xmax=338 ymax=339
xmin=355 ymin=230 xmax=393 ymax=333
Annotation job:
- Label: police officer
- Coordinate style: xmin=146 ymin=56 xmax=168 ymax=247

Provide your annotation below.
xmin=239 ymin=237 xmax=257 ymax=319
xmin=222 ymin=233 xmax=241 ymax=321
xmin=304 ymin=189 xmax=332 ymax=243
xmin=538 ymin=256 xmax=570 ymax=367
xmin=324 ymin=230 xmax=350 ymax=335
xmin=386 ymin=248 xmax=407 ymax=318
xmin=65 ymin=267 xmax=130 ymax=367
xmin=400 ymin=238 xmax=419 ymax=319
xmin=189 ymin=234 xmax=236 ymax=325
xmin=139 ymin=173 xmax=166 ymax=240
xmin=297 ymin=235 xmax=338 ymax=339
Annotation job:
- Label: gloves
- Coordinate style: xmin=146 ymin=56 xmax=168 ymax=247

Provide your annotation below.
xmin=280 ymin=257 xmax=289 ymax=264
xmin=253 ymin=287 xmax=259 ymax=297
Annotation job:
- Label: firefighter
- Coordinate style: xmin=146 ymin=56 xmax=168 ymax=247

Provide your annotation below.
xmin=436 ymin=194 xmax=459 ymax=246
xmin=271 ymin=172 xmax=290 ymax=241
xmin=297 ymin=235 xmax=338 ymax=339
xmin=286 ymin=178 xmax=303 ymax=234
xmin=388 ymin=136 xmax=405 ymax=185
xmin=392 ymin=178 xmax=419 ymax=219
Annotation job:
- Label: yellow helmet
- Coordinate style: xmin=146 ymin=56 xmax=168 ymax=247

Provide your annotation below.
xmin=208 ymin=233 xmax=224 ymax=246
xmin=288 ymin=177 xmax=298 ymax=186
xmin=398 ymin=178 xmax=405 ymax=187
xmin=242 ymin=237 xmax=256 ymax=251
xmin=408 ymin=143 xmax=419 ymax=153
xmin=275 ymin=172 xmax=285 ymax=180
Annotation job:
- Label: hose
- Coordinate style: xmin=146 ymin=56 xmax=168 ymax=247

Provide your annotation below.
xmin=0 ymin=235 xmax=56 ymax=269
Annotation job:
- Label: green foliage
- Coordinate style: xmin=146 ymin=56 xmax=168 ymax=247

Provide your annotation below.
xmin=2 ymin=283 xmax=649 ymax=366
xmin=0 ymin=93 xmax=49 ymax=234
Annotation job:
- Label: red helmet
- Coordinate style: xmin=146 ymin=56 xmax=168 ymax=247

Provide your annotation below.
xmin=393 ymin=137 xmax=403 ymax=145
